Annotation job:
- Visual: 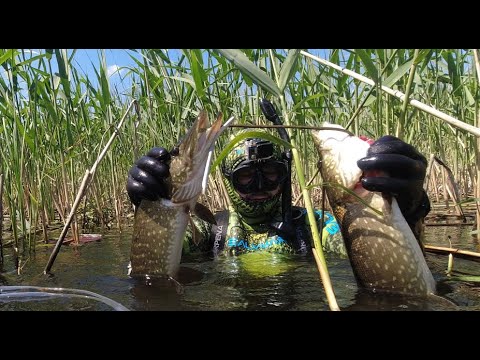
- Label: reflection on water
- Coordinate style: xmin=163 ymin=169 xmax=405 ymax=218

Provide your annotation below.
xmin=0 ymin=285 xmax=129 ymax=311
xmin=0 ymin=225 xmax=479 ymax=311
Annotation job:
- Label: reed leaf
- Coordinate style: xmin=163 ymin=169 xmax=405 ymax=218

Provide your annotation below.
xmin=185 ymin=49 xmax=206 ymax=99
xmin=214 ymin=49 xmax=281 ymax=97
xmin=291 ymin=93 xmax=326 ymax=112
xmin=54 ymin=49 xmax=71 ymax=99
xmin=355 ymin=49 xmax=378 ymax=82
xmin=445 ymin=51 xmax=461 ymax=97
xmin=414 ymin=49 xmax=433 ymax=66
xmin=278 ymin=49 xmax=301 ymax=92
xmin=0 ymin=49 xmax=16 ymax=67
xmin=383 ymin=59 xmax=414 ymax=88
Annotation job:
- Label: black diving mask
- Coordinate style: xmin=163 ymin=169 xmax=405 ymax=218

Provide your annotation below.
xmin=222 ymin=138 xmax=288 ymax=193
xmin=231 ymin=160 xmax=288 ymax=193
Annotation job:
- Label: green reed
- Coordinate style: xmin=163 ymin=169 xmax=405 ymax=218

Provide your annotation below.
xmin=0 ymin=49 xmax=478 ymax=262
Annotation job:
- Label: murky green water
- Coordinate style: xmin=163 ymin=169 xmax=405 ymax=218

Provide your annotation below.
xmin=1 ymin=225 xmax=479 ymax=311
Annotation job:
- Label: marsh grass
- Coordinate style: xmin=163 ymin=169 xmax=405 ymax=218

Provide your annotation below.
xmin=1 ymin=49 xmax=479 ymax=260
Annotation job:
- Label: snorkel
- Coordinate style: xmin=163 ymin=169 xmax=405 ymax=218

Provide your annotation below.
xmin=258 ymin=98 xmax=293 ymax=239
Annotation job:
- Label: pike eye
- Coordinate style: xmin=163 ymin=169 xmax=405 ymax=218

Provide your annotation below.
xmin=171 ymin=147 xmax=180 ymax=156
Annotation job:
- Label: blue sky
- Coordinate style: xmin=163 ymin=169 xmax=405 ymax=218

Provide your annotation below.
xmin=72 ymin=49 xmax=138 ymax=78
xmin=1 ymin=49 xmax=332 ymax=96
xmin=70 ymin=49 xmax=185 ymax=93
xmin=71 ymin=49 xmax=185 ymax=76
xmin=71 ymin=49 xmax=331 ymax=81
xmin=70 ymin=49 xmax=141 ymax=90
xmin=0 ymin=49 xmax=141 ymax=90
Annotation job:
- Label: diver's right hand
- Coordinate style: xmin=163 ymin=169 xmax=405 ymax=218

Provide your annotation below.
xmin=126 ymin=147 xmax=171 ymax=207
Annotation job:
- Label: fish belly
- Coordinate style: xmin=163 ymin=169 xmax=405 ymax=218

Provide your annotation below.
xmin=130 ymin=199 xmax=188 ymax=277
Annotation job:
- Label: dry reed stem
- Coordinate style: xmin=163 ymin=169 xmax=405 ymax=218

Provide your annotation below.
xmin=312 ymin=247 xmax=340 ymax=311
xmin=424 ymin=244 xmax=480 ymax=261
xmin=44 ymin=100 xmax=139 ymax=273
xmin=301 ymin=50 xmax=480 ymax=138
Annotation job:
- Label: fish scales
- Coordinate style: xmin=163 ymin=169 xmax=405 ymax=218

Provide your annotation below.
xmin=312 ymin=124 xmax=436 ymax=295
xmin=130 ymin=199 xmax=188 ymax=276
xmin=130 ymin=111 xmax=227 ymax=278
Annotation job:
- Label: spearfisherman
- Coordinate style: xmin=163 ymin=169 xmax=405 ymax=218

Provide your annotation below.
xmin=126 ymin=100 xmax=431 ymax=259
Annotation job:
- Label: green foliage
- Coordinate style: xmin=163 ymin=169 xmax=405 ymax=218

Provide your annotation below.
xmin=0 ymin=48 xmax=477 ymax=252
xmin=213 ymin=49 xmax=281 ymax=97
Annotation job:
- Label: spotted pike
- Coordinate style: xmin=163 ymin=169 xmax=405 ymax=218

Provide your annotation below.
xmin=130 ymin=111 xmax=230 ymax=278
xmin=312 ymin=124 xmax=436 ymax=296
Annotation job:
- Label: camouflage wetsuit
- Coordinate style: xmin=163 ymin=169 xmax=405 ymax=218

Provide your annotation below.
xmin=183 ymin=136 xmax=346 ymax=258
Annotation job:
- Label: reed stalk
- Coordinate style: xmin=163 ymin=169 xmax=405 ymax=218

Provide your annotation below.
xmin=0 ymin=48 xmax=478 ymax=302
xmin=270 ymin=51 xmax=340 ymax=311
xmin=44 ymin=99 xmax=139 ymax=273
xmin=396 ymin=49 xmax=420 ymax=138
xmin=0 ymin=173 xmax=3 ymax=264
xmin=473 ymin=49 xmax=480 ymax=240
xmin=300 ymin=50 xmax=480 ymax=138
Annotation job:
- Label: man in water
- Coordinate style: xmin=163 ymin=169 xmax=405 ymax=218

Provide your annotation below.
xmin=126 ymin=124 xmax=430 ymax=259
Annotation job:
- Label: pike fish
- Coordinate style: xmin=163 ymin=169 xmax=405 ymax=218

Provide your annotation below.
xmin=130 ymin=111 xmax=230 ymax=278
xmin=312 ymin=123 xmax=436 ymax=296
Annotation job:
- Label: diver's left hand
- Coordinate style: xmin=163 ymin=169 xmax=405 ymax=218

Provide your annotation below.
xmin=357 ymin=135 xmax=430 ymax=224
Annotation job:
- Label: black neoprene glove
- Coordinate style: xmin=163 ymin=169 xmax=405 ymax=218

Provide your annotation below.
xmin=126 ymin=147 xmax=171 ymax=207
xmin=356 ymin=135 xmax=431 ymax=226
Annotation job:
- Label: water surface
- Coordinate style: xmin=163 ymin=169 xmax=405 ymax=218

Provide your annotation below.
xmin=1 ymin=225 xmax=479 ymax=311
